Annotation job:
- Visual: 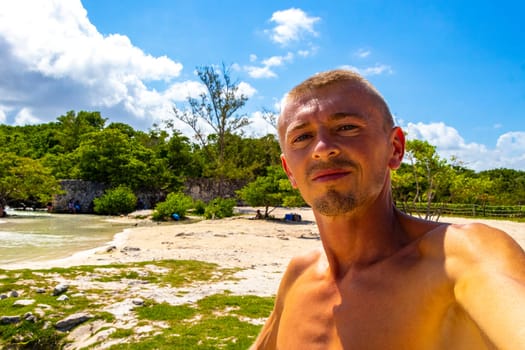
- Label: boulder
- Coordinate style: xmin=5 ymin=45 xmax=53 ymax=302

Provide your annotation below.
xmin=53 ymin=283 xmax=69 ymax=296
xmin=57 ymin=294 xmax=69 ymax=301
xmin=13 ymin=299 xmax=35 ymax=307
xmin=24 ymin=312 xmax=37 ymax=323
xmin=0 ymin=315 xmax=21 ymax=324
xmin=132 ymin=298 xmax=144 ymax=306
xmin=55 ymin=312 xmax=93 ymax=331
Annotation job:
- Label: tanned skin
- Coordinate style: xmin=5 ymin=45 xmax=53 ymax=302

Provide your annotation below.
xmin=251 ymin=70 xmax=525 ymax=349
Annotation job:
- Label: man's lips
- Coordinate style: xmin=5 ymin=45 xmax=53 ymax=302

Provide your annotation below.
xmin=310 ymin=169 xmax=351 ymax=182
xmin=306 ymin=158 xmax=357 ymax=182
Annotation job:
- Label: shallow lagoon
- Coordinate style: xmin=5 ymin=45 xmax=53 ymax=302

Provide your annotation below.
xmin=0 ymin=210 xmax=133 ymax=266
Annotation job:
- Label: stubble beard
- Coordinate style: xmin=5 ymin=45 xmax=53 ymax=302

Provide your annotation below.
xmin=306 ymin=158 xmax=361 ymax=216
xmin=313 ymin=188 xmax=359 ymax=216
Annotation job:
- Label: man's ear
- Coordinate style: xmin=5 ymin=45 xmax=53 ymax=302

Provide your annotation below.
xmin=388 ymin=127 xmax=405 ymax=170
xmin=281 ymin=154 xmax=297 ymax=188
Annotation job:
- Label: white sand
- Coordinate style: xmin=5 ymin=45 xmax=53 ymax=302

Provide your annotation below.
xmin=3 ymin=207 xmax=524 ymax=297
xmin=3 ymin=207 xmax=524 ymax=349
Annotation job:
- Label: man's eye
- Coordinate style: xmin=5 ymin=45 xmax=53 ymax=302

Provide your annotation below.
xmin=293 ymin=134 xmax=311 ymax=143
xmin=339 ymin=124 xmax=357 ymax=131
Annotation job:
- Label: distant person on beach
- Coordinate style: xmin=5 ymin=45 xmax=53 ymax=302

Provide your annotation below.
xmin=74 ymin=200 xmax=81 ymax=213
xmin=251 ymin=69 xmax=525 ymax=349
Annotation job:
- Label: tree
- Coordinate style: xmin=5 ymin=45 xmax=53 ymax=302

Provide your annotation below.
xmin=0 ymin=152 xmax=62 ymax=208
xmin=237 ymin=165 xmax=305 ymax=218
xmin=75 ymin=128 xmax=172 ymax=191
xmin=163 ymin=130 xmax=204 ymax=180
xmin=449 ymin=174 xmax=494 ymax=207
xmin=41 ymin=152 xmax=80 ymax=180
xmin=479 ymin=168 xmax=525 ymax=205
xmin=391 ymin=162 xmax=416 ymax=212
xmin=217 ymin=133 xmax=281 ymax=180
xmin=55 ymin=110 xmax=107 ymax=152
xmin=171 ymin=64 xmax=250 ymax=192
xmin=0 ymin=123 xmax=61 ymax=158
xmin=394 ymin=139 xmax=452 ymax=220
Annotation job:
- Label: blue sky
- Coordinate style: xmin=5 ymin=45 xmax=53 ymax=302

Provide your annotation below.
xmin=0 ymin=1 xmax=524 ymax=170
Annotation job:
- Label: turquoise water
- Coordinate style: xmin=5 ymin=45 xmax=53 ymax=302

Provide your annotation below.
xmin=0 ymin=210 xmax=133 ymax=266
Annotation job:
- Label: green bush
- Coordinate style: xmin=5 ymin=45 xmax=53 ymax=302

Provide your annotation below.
xmin=153 ymin=192 xmax=194 ymax=221
xmin=93 ymin=186 xmax=137 ymax=215
xmin=204 ymin=197 xmax=236 ymax=219
xmin=193 ymin=200 xmax=206 ymax=215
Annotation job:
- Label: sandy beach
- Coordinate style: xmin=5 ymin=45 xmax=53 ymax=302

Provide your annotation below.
xmin=4 ymin=207 xmax=524 ymax=297
xmin=2 ymin=207 xmax=524 ymax=349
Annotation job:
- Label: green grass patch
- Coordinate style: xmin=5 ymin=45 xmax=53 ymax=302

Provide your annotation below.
xmin=120 ymin=292 xmax=274 ymax=349
xmin=197 ymin=292 xmax=275 ymax=318
xmin=1 ymin=260 xmax=239 ymax=289
xmin=110 ymin=328 xmax=134 ymax=339
xmin=136 ymin=301 xmax=197 ymax=322
xmin=0 ymin=320 xmax=64 ymax=350
xmin=0 ymin=260 xmax=266 ymax=349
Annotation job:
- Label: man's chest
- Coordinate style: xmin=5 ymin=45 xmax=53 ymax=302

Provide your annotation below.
xmin=276 ymin=266 xmax=452 ymax=349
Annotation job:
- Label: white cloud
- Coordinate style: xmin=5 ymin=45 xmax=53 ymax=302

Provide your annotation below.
xmin=355 ymin=48 xmax=371 ymax=58
xmin=404 ymin=122 xmax=469 ymax=150
xmin=245 ymin=53 xmax=294 ymax=79
xmin=275 ymin=96 xmax=286 ymax=112
xmin=402 ymin=121 xmax=525 ymax=171
xmin=0 ymin=2 xmax=182 ymax=81
xmin=0 ymin=106 xmax=7 ymax=123
xmin=249 ymin=54 xmax=257 ymax=62
xmin=297 ymin=50 xmax=310 ymax=57
xmin=237 ymin=82 xmax=257 ymax=98
xmin=14 ymin=108 xmax=41 ymax=126
xmin=0 ymin=0 xmax=185 ymax=128
xmin=243 ymin=111 xmax=277 ymax=137
xmin=262 ymin=52 xmax=294 ymax=67
xmin=297 ymin=44 xmax=318 ymax=58
xmin=266 ymin=8 xmax=320 ymax=46
xmin=496 ymin=132 xmax=525 ymax=154
xmin=341 ymin=64 xmax=393 ymax=76
xmin=230 ymin=63 xmax=243 ymax=73
xmin=245 ymin=66 xmax=277 ymax=79
xmin=164 ymin=81 xmax=207 ymax=102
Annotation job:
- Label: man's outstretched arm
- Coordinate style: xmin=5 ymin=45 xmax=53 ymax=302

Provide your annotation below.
xmin=449 ymin=223 xmax=525 ymax=349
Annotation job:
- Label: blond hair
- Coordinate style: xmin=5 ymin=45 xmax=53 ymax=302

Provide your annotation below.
xmin=282 ymin=69 xmax=394 ymax=129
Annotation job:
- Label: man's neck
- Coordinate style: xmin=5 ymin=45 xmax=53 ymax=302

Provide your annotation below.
xmin=314 ymin=202 xmax=410 ymax=280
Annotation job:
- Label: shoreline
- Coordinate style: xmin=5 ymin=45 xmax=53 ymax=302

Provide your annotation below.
xmin=0 ymin=213 xmax=138 ymax=269
xmin=1 ymin=208 xmax=523 ymax=349
xmin=1 ymin=208 xmax=524 ymax=274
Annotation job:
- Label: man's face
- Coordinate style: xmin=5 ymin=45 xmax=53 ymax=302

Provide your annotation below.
xmin=279 ymin=82 xmax=404 ymax=216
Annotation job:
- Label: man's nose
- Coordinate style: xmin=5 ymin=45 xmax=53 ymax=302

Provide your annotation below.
xmin=312 ymin=132 xmax=340 ymax=159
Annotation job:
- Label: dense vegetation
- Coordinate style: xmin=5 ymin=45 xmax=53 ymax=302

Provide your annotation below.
xmin=1 ymin=64 xmax=524 ymax=219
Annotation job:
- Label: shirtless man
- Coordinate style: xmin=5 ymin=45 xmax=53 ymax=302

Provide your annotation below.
xmin=251 ymin=69 xmax=525 ymax=349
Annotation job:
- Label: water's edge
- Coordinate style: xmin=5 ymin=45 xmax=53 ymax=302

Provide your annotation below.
xmin=0 ymin=212 xmax=134 ymax=267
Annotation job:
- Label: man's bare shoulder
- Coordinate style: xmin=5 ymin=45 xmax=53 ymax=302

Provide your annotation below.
xmin=443 ymin=222 xmax=524 ymax=258
xmin=268 ymin=248 xmax=324 ymax=317
xmin=282 ymin=247 xmax=324 ymax=284
xmin=416 ymin=220 xmax=525 ymax=278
